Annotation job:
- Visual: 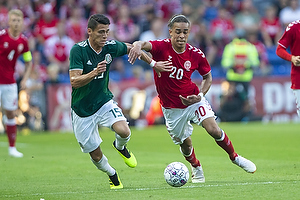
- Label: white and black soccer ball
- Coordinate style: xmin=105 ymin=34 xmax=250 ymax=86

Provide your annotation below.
xmin=164 ymin=162 xmax=189 ymax=187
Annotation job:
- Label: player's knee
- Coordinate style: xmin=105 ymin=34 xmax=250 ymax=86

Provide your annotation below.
xmin=206 ymin=125 xmax=221 ymax=139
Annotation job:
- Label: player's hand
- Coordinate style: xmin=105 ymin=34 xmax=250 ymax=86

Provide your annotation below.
xmin=291 ymin=55 xmax=300 ymax=66
xmin=20 ymin=79 xmax=27 ymax=90
xmin=128 ymin=44 xmax=142 ymax=64
xmin=94 ymin=60 xmax=107 ymax=77
xmin=153 ymin=61 xmax=173 ymax=77
xmin=179 ymin=94 xmax=201 ymax=106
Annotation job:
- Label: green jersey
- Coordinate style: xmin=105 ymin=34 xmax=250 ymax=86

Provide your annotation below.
xmin=69 ymin=39 xmax=127 ymax=117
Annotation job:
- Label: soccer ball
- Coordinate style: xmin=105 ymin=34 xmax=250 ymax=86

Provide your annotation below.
xmin=164 ymin=162 xmax=189 ymax=187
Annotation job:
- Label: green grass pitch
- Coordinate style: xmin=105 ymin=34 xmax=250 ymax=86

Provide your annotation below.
xmin=0 ymin=122 xmax=299 ymax=200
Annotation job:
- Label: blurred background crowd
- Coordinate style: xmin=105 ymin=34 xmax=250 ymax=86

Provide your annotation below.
xmin=0 ymin=0 xmax=298 ymax=132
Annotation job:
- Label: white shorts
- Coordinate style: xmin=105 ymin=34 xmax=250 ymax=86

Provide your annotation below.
xmin=162 ymin=98 xmax=215 ymax=145
xmin=0 ymin=83 xmax=18 ymax=111
xmin=293 ymin=89 xmax=300 ymax=117
xmin=71 ymin=100 xmax=127 ymax=153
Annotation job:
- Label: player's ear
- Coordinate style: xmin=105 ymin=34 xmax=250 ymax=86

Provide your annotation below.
xmin=87 ymin=28 xmax=92 ymax=35
xmin=169 ymin=29 xmax=172 ymax=37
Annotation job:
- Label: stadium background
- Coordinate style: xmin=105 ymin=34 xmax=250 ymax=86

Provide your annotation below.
xmin=0 ymin=0 xmax=299 ymax=132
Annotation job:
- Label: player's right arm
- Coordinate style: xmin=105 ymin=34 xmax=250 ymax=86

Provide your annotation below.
xmin=69 ymin=61 xmax=107 ymax=89
xmin=128 ymin=41 xmax=152 ymax=63
xmin=69 ymin=44 xmax=107 ymax=89
xmin=276 ymin=45 xmax=300 ymax=66
xmin=129 ymin=41 xmax=172 ymax=77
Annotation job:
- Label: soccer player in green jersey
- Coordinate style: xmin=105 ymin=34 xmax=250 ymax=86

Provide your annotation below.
xmin=69 ymin=14 xmax=137 ymax=189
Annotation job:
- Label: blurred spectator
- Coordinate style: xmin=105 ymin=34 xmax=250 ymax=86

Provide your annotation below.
xmin=46 ymin=63 xmax=60 ymax=84
xmin=279 ymin=0 xmax=300 ymax=27
xmin=145 ymin=95 xmax=164 ymax=126
xmin=221 ymin=32 xmax=260 ymax=97
xmin=222 ymin=0 xmax=241 ymax=15
xmin=260 ymin=4 xmax=282 ymax=48
xmin=274 ymin=0 xmax=289 ymax=16
xmin=234 ymin=0 xmax=260 ymax=36
xmin=44 ymin=21 xmax=74 ymax=80
xmin=188 ymin=21 xmax=218 ymax=65
xmin=209 ymin=7 xmax=235 ymax=59
xmin=91 ymin=0 xmax=106 ymax=15
xmin=58 ymin=0 xmax=76 ymax=21
xmin=139 ymin=17 xmax=168 ymax=41
xmin=0 ymin=0 xmax=9 ymax=29
xmin=107 ymin=0 xmax=124 ymax=22
xmin=181 ymin=1 xmax=201 ymax=22
xmin=24 ymin=66 xmax=46 ymax=130
xmin=156 ymin=0 xmax=182 ymax=22
xmin=65 ymin=6 xmax=87 ymax=43
xmin=32 ymin=51 xmax=48 ymax=82
xmin=33 ymin=2 xmax=59 ymax=64
xmin=218 ymin=81 xmax=250 ymax=122
xmin=113 ymin=4 xmax=140 ymax=43
xmin=128 ymin=0 xmax=155 ymax=32
xmin=202 ymin=0 xmax=221 ymax=24
xmin=247 ymin=32 xmax=271 ymax=76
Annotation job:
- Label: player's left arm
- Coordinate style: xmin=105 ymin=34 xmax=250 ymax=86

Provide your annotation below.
xmin=179 ymin=72 xmax=212 ymax=106
xmin=20 ymin=51 xmax=33 ymax=90
xmin=200 ymin=72 xmax=212 ymax=96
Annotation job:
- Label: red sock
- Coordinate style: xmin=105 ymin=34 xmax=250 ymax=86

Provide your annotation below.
xmin=184 ymin=148 xmax=201 ymax=168
xmin=6 ymin=124 xmax=17 ymax=147
xmin=216 ymin=131 xmax=237 ymax=161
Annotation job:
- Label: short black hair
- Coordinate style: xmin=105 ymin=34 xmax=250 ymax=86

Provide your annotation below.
xmin=87 ymin=14 xmax=110 ymax=30
xmin=168 ymin=14 xmax=190 ymax=29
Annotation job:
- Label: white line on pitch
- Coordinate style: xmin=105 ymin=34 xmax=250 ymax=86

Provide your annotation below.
xmin=1 ymin=181 xmax=298 ymax=198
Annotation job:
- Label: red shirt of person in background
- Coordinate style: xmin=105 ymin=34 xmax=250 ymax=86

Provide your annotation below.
xmin=260 ymin=5 xmax=282 ymax=47
xmin=33 ymin=3 xmax=58 ymax=44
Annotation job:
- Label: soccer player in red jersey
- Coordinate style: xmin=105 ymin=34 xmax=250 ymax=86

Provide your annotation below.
xmin=129 ymin=14 xmax=256 ymax=182
xmin=276 ymin=20 xmax=300 ymax=117
xmin=0 ymin=9 xmax=33 ymax=157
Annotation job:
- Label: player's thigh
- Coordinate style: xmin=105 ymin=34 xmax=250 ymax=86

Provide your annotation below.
xmin=71 ymin=110 xmax=101 ymax=153
xmin=293 ymin=89 xmax=300 ymax=115
xmin=293 ymin=89 xmax=300 ymax=106
xmin=98 ymin=100 xmax=128 ymax=130
xmin=190 ymin=98 xmax=215 ymax=126
xmin=0 ymin=84 xmax=18 ymax=111
xmin=162 ymin=107 xmax=193 ymax=145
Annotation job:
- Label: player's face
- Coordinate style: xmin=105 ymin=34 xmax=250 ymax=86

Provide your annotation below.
xmin=8 ymin=14 xmax=23 ymax=33
xmin=169 ymin=22 xmax=190 ymax=52
xmin=88 ymin=24 xmax=109 ymax=49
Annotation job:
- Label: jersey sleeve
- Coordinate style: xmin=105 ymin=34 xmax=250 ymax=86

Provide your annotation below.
xmin=149 ymin=40 xmax=163 ymax=56
xmin=197 ymin=56 xmax=211 ymax=76
xmin=109 ymin=40 xmax=128 ymax=57
xmin=278 ymin=24 xmax=294 ymax=49
xmin=69 ymin=44 xmax=83 ymax=70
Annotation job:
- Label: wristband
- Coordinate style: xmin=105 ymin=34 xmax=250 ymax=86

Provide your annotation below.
xmin=198 ymin=92 xmax=203 ymax=99
xmin=150 ymin=59 xmax=156 ymax=68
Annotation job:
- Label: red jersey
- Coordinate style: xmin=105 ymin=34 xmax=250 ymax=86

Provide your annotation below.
xmin=34 ymin=18 xmax=58 ymax=40
xmin=0 ymin=29 xmax=30 ymax=84
xmin=149 ymin=39 xmax=211 ymax=108
xmin=278 ymin=20 xmax=300 ymax=89
xmin=260 ymin=17 xmax=281 ymax=40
